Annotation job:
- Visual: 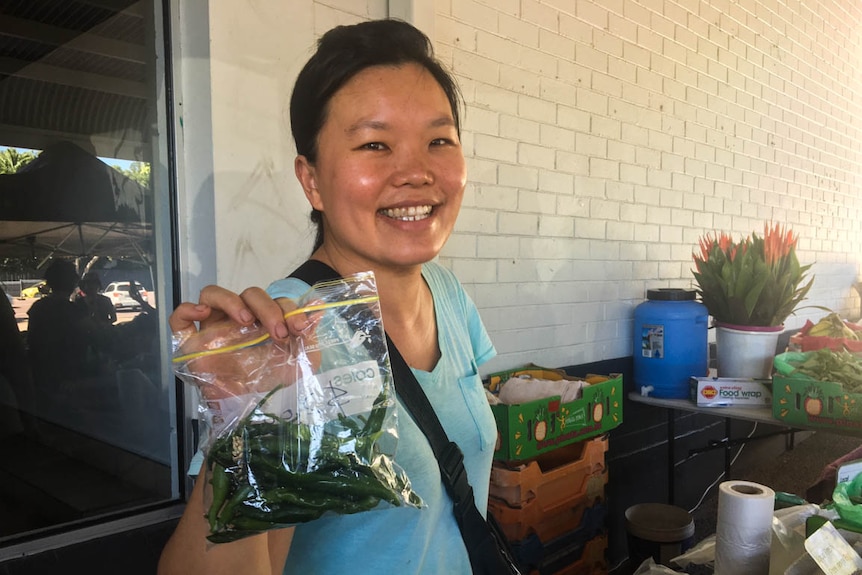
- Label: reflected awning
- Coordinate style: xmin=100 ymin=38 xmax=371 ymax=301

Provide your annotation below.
xmin=0 ymin=140 xmax=153 ymax=261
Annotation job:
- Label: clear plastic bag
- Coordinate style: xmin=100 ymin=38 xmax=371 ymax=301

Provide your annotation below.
xmin=669 ymin=534 xmax=715 ymax=570
xmin=173 ymin=271 xmax=422 ymax=543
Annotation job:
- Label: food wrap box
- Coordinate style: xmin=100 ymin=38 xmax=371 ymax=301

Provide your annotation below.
xmin=690 ymin=377 xmax=772 ymax=407
xmin=485 ymin=366 xmax=623 ymax=461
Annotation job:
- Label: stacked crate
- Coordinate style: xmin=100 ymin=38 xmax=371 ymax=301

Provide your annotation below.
xmin=487 ymin=435 xmax=609 ymax=575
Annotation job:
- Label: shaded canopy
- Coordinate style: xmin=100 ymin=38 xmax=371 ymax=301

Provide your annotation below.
xmin=0 ymin=141 xmax=153 ymax=262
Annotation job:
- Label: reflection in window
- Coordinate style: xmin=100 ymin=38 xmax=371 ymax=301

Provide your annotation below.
xmin=0 ymin=0 xmax=174 ymax=543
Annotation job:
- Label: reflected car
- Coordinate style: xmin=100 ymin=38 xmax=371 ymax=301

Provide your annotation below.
xmin=104 ymin=281 xmax=149 ymax=310
xmin=19 ymin=280 xmax=47 ymax=299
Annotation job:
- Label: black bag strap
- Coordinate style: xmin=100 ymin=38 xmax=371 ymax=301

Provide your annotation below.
xmin=289 ymin=260 xmax=344 ymax=288
xmin=289 ymin=261 xmax=520 ymax=575
xmin=386 ymin=337 xmax=521 ymax=575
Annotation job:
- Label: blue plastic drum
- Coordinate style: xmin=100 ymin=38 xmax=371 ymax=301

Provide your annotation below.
xmin=633 ymin=289 xmax=708 ymax=399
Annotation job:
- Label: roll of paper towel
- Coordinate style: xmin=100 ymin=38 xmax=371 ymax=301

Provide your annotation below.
xmin=714 ymin=480 xmax=775 ymax=575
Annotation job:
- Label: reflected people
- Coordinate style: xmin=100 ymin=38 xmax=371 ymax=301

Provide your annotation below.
xmin=26 ymin=260 xmax=103 ymax=396
xmin=111 ymin=279 xmax=159 ymax=370
xmin=75 ymin=271 xmax=117 ymax=325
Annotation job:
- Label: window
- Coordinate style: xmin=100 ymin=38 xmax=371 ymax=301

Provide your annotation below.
xmin=0 ymin=0 xmax=177 ymax=546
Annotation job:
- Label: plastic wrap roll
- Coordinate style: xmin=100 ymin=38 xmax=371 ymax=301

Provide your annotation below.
xmin=714 ymin=480 xmax=775 ymax=575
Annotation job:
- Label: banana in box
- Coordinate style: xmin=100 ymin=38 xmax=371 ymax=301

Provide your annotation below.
xmin=690 ymin=377 xmax=772 ymax=407
xmin=790 ymin=312 xmax=862 ymax=353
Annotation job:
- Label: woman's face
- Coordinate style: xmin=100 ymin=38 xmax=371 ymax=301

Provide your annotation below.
xmin=295 ymin=63 xmax=466 ymax=272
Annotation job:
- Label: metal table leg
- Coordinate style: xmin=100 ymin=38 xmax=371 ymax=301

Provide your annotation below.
xmin=668 ymin=409 xmax=675 ymax=504
xmin=725 ymin=417 xmax=732 ymax=480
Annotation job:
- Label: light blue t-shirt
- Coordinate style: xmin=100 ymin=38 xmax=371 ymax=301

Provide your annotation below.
xmin=267 ymin=261 xmax=497 ymax=574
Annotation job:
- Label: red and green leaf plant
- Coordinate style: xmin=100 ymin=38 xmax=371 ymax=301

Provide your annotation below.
xmin=692 ymin=222 xmax=814 ymax=327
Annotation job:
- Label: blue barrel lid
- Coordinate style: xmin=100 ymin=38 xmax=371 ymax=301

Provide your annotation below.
xmin=647 ymin=288 xmax=697 ymax=301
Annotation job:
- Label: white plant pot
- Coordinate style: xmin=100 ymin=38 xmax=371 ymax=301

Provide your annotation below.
xmin=715 ymin=323 xmax=784 ymax=379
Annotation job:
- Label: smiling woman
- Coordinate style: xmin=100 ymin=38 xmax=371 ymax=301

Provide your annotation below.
xmin=293 ymin=62 xmax=467 ymax=277
xmin=159 ymin=19 xmax=500 ymax=575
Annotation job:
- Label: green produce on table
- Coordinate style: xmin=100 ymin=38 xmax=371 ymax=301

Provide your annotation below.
xmin=788 ymin=348 xmax=862 ymax=393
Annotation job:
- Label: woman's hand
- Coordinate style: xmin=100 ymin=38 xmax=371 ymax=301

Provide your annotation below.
xmin=170 ymin=285 xmax=315 ymax=342
xmin=170 ymin=285 xmax=292 ymax=340
xmin=170 ymin=286 xmax=317 ymax=400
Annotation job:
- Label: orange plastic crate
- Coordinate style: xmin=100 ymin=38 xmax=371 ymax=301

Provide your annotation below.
xmin=490 ymin=435 xmax=607 ymax=508
xmin=488 ymin=472 xmax=607 ymax=543
xmin=533 ymin=535 xmax=608 ymax=575
xmin=510 ymin=503 xmax=606 ymax=572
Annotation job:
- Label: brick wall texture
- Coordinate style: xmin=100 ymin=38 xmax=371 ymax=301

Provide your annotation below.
xmin=316 ymin=0 xmax=862 ymax=372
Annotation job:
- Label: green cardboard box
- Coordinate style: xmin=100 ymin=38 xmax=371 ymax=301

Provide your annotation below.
xmin=773 ymin=376 xmax=862 ymax=433
xmin=485 ymin=367 xmax=623 ymax=461
xmin=772 ymin=351 xmax=862 ymax=432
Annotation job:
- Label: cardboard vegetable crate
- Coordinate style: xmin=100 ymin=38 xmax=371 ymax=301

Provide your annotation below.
xmin=772 ymin=376 xmax=862 ymax=432
xmin=490 ymin=435 xmax=608 ymax=508
xmin=486 ymin=367 xmax=623 ymax=461
xmin=772 ymin=350 xmax=862 ymax=433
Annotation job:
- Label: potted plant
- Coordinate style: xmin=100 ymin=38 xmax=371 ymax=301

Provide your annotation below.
xmin=691 ymin=222 xmax=814 ymax=378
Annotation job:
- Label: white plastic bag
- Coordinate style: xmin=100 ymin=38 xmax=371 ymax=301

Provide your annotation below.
xmin=498 ymin=374 xmax=585 ymax=404
xmin=633 ymin=557 xmax=687 ymax=575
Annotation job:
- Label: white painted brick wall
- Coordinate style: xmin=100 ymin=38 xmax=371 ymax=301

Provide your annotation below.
xmin=433 ymin=0 xmax=862 ymax=374
xmin=197 ymin=1 xmax=855 ymax=380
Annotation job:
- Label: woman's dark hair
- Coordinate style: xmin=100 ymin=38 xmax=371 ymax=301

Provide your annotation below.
xmin=290 ymin=19 xmax=463 ymax=253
